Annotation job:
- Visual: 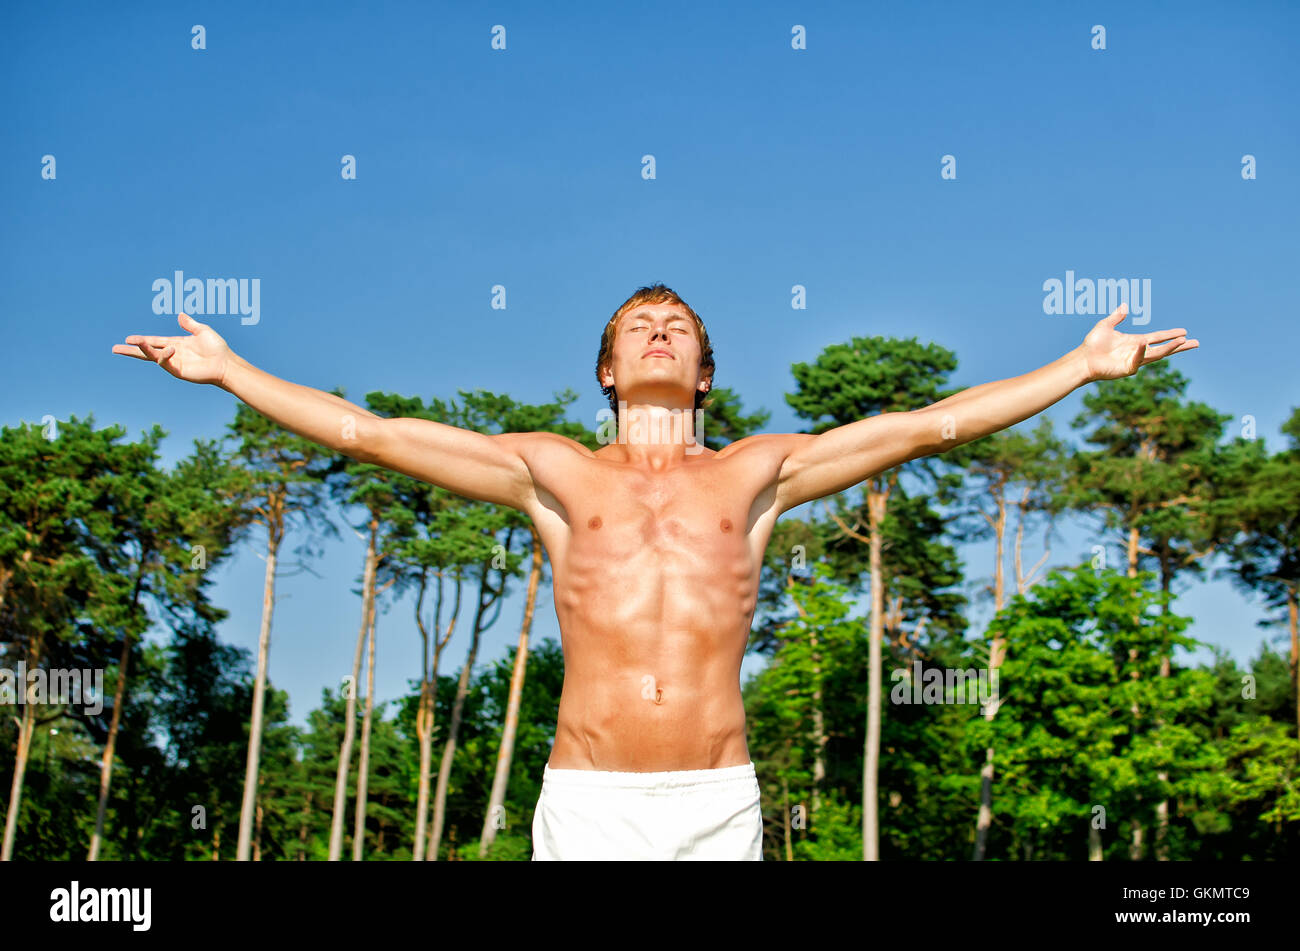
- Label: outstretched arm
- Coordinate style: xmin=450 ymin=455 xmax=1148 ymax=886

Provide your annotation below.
xmin=113 ymin=313 xmax=535 ymax=508
xmin=774 ymin=304 xmax=1198 ymax=513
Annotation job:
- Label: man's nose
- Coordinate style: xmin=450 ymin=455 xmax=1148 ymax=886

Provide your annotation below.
xmin=651 ymin=328 xmax=669 ymax=342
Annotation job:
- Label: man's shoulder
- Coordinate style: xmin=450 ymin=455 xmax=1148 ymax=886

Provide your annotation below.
xmin=714 ymin=431 xmax=812 ymax=461
xmin=493 ymin=430 xmax=596 ymax=461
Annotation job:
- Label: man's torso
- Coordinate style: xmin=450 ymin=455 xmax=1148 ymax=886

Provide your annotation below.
xmin=512 ymin=432 xmax=794 ymax=771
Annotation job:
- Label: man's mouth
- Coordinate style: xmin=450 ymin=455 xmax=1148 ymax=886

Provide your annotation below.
xmin=644 ymin=349 xmax=674 ymax=359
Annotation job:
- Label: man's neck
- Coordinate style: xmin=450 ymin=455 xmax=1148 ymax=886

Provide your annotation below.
xmin=610 ymin=400 xmax=705 ymax=466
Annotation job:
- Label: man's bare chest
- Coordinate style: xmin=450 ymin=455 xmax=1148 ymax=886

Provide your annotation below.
xmin=528 ymin=453 xmax=781 ymax=564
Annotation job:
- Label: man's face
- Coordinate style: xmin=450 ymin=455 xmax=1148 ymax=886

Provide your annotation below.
xmin=600 ymin=303 xmax=710 ymax=406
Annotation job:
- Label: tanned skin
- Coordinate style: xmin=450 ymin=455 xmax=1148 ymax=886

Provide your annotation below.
xmin=113 ymin=303 xmax=1197 ymax=771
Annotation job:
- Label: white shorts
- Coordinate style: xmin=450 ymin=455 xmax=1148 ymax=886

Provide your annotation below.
xmin=531 ymin=761 xmax=764 ymax=860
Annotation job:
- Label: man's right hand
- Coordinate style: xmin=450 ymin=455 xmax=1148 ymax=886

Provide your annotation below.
xmin=112 ymin=312 xmax=233 ymax=386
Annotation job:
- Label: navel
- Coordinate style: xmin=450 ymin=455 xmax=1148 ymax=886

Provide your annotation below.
xmin=587 ymin=515 xmax=602 ymax=530
xmin=720 ymin=518 xmax=733 ymax=533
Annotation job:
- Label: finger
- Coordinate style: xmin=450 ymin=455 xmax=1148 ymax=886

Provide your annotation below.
xmin=1103 ymin=303 xmax=1128 ymax=327
xmin=178 ymin=312 xmax=208 ymax=333
xmin=128 ymin=334 xmax=176 ymax=348
xmin=1143 ymin=339 xmax=1199 ymax=364
xmin=1140 ymin=336 xmax=1187 ymax=364
xmin=111 ymin=344 xmax=152 ymax=361
xmin=1141 ymin=328 xmax=1188 ymax=345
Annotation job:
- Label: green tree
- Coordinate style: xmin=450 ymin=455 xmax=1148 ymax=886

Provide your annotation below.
xmin=1067 ymin=364 xmax=1228 ymax=858
xmin=1219 ymin=408 xmax=1300 ymax=737
xmin=81 ymin=435 xmax=246 ymax=859
xmin=745 ymin=562 xmax=863 ymax=856
xmin=224 ymin=400 xmax=340 ymax=860
xmin=940 ymin=419 xmax=1067 ymax=858
xmin=697 ymin=385 xmax=770 ymax=451
xmin=973 ymin=567 xmax=1212 ymax=860
xmin=786 ymin=335 xmax=959 ymax=860
xmin=1 ymin=417 xmax=154 ymax=860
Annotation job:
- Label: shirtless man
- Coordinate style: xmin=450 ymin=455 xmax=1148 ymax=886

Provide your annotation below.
xmin=112 ymin=284 xmax=1197 ymax=860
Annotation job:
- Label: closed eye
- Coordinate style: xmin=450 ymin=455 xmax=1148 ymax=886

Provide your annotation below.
xmin=627 ymin=323 xmax=689 ymax=333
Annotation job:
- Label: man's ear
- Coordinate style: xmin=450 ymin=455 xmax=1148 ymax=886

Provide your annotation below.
xmin=599 ymin=362 xmax=613 ymax=388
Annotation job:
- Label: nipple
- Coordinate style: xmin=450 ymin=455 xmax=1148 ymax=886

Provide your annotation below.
xmin=588 ymin=516 xmax=602 ymax=530
xmin=720 ymin=518 xmax=733 ymax=533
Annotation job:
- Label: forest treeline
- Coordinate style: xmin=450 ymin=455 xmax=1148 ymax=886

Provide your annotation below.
xmin=2 ymin=337 xmax=1297 ymax=860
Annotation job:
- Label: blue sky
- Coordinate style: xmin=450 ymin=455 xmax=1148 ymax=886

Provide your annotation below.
xmin=3 ymin=0 xmax=1297 ymax=729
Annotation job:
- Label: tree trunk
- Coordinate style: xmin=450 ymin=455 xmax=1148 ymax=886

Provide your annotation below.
xmin=413 ymin=571 xmax=460 ymax=861
xmin=88 ymin=626 xmax=133 ymax=860
xmin=782 ymin=771 xmax=793 ymax=862
xmin=254 ymin=796 xmax=263 ymax=862
xmin=352 ymin=596 xmax=378 ymax=860
xmin=974 ymin=748 xmax=996 ymax=861
xmin=974 ymin=492 xmax=1009 ymax=860
xmin=298 ymin=791 xmax=312 ymax=860
xmin=1290 ymin=588 xmax=1299 ymax=740
xmin=786 ymin=572 xmax=825 ymax=823
xmin=479 ymin=527 xmax=543 ymax=858
xmin=376 ymin=792 xmax=388 ymax=855
xmin=863 ymin=484 xmax=886 ymax=861
xmin=810 ymin=625 xmax=825 ymax=823
xmin=2 ymin=634 xmax=42 ymax=861
xmin=430 ymin=597 xmax=488 ymax=860
xmin=412 ymin=572 xmax=436 ymax=862
xmin=413 ymin=676 xmax=439 ymax=860
xmin=430 ymin=547 xmax=508 ymax=862
xmin=1154 ymin=560 xmax=1172 ymax=861
xmin=237 ymin=528 xmax=281 ymax=860
xmin=993 ymin=495 xmax=1006 ymax=608
xmin=1125 ymin=522 xmax=1144 ymax=859
xmin=329 ymin=527 xmax=378 ymax=860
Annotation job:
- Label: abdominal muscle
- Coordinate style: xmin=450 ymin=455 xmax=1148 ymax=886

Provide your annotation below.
xmin=548 ymin=631 xmax=752 ymax=772
xmin=544 ymin=513 xmax=759 ymax=772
